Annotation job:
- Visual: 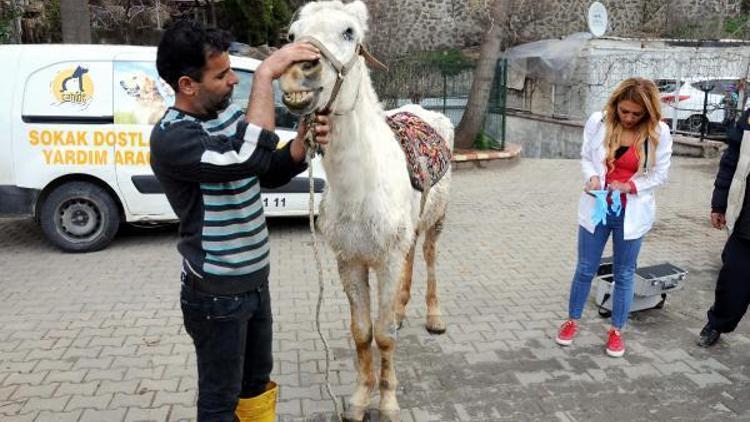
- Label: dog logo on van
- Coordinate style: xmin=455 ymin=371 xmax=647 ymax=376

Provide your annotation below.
xmin=51 ymin=66 xmax=94 ymax=108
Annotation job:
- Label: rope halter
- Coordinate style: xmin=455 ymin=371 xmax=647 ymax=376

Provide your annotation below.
xmin=295 ymin=35 xmax=387 ymax=114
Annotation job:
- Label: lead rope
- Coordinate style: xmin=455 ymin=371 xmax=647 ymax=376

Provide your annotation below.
xmin=303 ymin=115 xmax=342 ymax=422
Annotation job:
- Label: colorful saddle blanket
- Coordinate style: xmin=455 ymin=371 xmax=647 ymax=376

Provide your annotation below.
xmin=385 ymin=111 xmax=452 ymax=192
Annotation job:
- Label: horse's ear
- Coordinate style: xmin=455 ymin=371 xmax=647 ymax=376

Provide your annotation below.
xmin=345 ymin=1 xmax=369 ymax=33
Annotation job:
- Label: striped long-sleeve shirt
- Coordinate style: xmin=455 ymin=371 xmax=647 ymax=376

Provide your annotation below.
xmin=150 ymin=104 xmax=306 ymax=294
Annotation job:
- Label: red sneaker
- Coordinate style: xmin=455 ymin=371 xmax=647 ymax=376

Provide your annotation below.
xmin=555 ymin=319 xmax=578 ymax=346
xmin=606 ymin=328 xmax=625 ymax=357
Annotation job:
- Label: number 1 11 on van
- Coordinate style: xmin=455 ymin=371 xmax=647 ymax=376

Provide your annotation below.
xmin=263 ymin=197 xmax=286 ymax=208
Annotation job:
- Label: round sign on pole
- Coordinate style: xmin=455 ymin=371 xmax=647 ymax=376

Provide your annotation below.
xmin=588 ymin=2 xmax=608 ymax=37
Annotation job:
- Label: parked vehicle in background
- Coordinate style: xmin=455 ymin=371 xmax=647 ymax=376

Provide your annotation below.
xmin=657 ymin=78 xmax=744 ymax=136
xmin=0 ymin=44 xmax=325 ymax=252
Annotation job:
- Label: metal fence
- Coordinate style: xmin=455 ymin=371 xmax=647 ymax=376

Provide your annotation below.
xmin=584 ymin=45 xmax=750 ymax=141
xmin=372 ymin=57 xmax=508 ymax=149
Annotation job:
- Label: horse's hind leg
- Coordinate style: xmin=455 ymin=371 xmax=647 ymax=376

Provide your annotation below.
xmin=424 ymin=217 xmax=446 ymax=334
xmin=394 ymin=239 xmax=417 ymax=329
xmin=339 ymin=260 xmax=375 ymax=422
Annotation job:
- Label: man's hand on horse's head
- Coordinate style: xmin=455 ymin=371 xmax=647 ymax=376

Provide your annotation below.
xmin=257 ymin=43 xmax=320 ymax=81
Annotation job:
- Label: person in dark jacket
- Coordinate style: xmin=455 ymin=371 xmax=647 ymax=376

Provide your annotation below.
xmin=697 ymin=108 xmax=750 ymax=347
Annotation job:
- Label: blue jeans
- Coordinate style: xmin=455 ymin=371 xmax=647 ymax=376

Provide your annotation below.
xmin=568 ymin=211 xmax=643 ymax=329
xmin=180 ymin=272 xmax=273 ymax=422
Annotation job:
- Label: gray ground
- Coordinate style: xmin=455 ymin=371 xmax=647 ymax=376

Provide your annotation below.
xmin=1 ymin=157 xmax=747 ymax=422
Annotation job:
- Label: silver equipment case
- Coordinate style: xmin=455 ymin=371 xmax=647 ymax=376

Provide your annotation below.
xmin=594 ymin=257 xmax=688 ymax=316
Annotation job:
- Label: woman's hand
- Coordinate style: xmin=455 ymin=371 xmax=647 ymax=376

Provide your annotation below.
xmin=608 ymin=180 xmax=632 ymax=193
xmin=585 ymin=176 xmax=601 ymax=192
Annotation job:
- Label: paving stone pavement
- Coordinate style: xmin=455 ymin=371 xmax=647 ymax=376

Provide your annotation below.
xmin=1 ymin=157 xmax=748 ymax=422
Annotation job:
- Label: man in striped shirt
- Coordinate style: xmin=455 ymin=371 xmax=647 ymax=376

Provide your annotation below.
xmin=150 ymin=20 xmax=328 ymax=422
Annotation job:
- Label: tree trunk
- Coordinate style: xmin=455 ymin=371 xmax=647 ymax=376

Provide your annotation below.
xmin=9 ymin=0 xmax=23 ymax=43
xmin=454 ymin=1 xmax=507 ymax=149
xmin=155 ymin=0 xmax=162 ymax=30
xmin=208 ymin=1 xmax=217 ymax=26
xmin=60 ymin=0 xmax=91 ymax=43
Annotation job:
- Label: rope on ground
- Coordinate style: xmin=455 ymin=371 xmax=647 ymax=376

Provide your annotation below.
xmin=304 ymin=115 xmax=342 ymax=422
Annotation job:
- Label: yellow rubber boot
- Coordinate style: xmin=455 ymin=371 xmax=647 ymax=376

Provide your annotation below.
xmin=235 ymin=382 xmax=278 ymax=422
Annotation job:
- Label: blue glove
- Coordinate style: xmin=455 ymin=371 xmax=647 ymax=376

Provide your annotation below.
xmin=609 ymin=189 xmax=622 ymax=217
xmin=589 ymin=189 xmax=623 ymax=226
xmin=589 ymin=189 xmax=609 ymax=226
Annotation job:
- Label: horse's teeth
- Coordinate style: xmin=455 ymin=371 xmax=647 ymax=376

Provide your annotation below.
xmin=283 ymin=90 xmax=313 ymax=106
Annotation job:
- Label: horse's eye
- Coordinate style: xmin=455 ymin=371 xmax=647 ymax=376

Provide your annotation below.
xmin=342 ymin=27 xmax=354 ymax=41
xmin=288 ymin=32 xmax=295 ymax=42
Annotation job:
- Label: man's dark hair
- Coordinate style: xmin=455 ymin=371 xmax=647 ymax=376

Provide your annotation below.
xmin=156 ymin=20 xmax=233 ymax=91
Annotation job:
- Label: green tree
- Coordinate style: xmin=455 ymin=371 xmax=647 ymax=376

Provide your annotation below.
xmin=455 ymin=0 xmax=550 ymax=149
xmin=45 ymin=0 xmax=63 ymax=42
xmin=218 ymin=0 xmax=292 ymax=46
xmin=0 ymin=2 xmax=23 ymax=43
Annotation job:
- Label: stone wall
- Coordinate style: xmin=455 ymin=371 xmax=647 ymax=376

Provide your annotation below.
xmin=362 ymin=0 xmax=743 ymax=57
xmin=363 ymin=0 xmax=484 ymax=57
xmin=505 ymin=112 xmax=585 ymax=159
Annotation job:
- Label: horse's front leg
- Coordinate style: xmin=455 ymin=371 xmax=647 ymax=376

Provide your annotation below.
xmin=339 ymin=259 xmax=375 ymax=422
xmin=374 ymin=252 xmax=405 ymax=422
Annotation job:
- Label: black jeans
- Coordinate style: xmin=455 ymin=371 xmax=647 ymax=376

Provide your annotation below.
xmin=707 ymin=234 xmax=750 ymax=333
xmin=181 ymin=275 xmax=273 ymax=422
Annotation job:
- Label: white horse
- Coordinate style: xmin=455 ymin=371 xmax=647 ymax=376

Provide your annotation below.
xmin=280 ymin=2 xmax=453 ymax=420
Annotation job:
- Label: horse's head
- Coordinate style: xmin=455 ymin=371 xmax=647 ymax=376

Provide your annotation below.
xmin=280 ymin=0 xmax=370 ymax=116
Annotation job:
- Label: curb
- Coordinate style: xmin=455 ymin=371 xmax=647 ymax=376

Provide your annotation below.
xmin=452 ymin=143 xmax=522 ymax=163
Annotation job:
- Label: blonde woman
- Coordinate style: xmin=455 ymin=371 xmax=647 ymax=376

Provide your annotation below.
xmin=555 ymin=78 xmax=673 ymax=357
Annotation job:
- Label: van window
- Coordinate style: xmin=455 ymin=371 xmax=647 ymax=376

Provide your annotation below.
xmin=22 ymin=61 xmax=113 ymax=123
xmin=231 ymin=68 xmax=252 ymax=111
xmin=114 ymin=61 xmax=174 ymax=125
xmin=232 ymin=69 xmax=298 ymax=129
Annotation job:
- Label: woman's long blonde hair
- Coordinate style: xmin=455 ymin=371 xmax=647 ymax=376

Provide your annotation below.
xmin=603 ymin=77 xmax=662 ymax=173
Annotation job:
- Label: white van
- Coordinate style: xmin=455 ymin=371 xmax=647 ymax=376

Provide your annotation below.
xmin=657 ymin=77 xmax=742 ymax=133
xmin=0 ymin=44 xmax=324 ymax=252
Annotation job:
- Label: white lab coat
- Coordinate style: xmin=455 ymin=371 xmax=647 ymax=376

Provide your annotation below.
xmin=577 ymin=112 xmax=673 ymax=240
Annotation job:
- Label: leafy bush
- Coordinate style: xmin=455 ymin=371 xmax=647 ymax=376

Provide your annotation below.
xmin=411 ymin=48 xmax=474 ymax=76
xmin=0 ymin=4 xmax=22 ymax=43
xmin=472 ymin=129 xmax=503 ymax=150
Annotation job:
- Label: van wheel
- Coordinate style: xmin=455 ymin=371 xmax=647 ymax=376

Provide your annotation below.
xmin=39 ymin=181 xmax=120 ymax=252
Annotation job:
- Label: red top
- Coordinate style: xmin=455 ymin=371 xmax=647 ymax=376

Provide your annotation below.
xmin=606 ymin=145 xmax=639 ymax=208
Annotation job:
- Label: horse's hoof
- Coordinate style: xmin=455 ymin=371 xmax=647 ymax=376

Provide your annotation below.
xmin=395 ymin=314 xmax=405 ymax=330
xmin=379 ymin=409 xmax=401 ymax=422
xmin=342 ymin=405 xmax=368 ymax=422
xmin=426 ymin=316 xmax=446 ymax=335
